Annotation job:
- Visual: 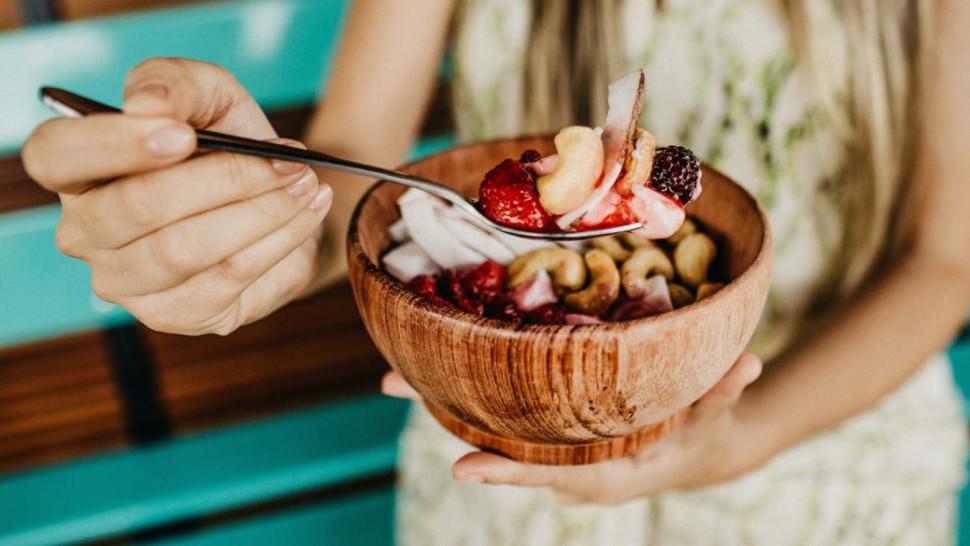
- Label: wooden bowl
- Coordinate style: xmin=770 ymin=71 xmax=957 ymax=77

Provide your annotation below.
xmin=348 ymin=136 xmax=772 ymax=465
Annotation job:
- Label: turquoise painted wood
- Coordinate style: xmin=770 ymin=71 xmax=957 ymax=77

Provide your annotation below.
xmin=0 ymin=394 xmax=410 ymax=546
xmin=0 ymin=0 xmax=350 ymax=156
xmin=0 ymin=205 xmax=132 ymax=347
xmin=154 ymin=488 xmax=395 ymax=546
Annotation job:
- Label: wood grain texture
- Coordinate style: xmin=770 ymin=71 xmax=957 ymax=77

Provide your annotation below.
xmin=348 ymin=136 xmax=773 ymax=465
xmin=0 ymin=331 xmax=128 ymax=472
xmin=0 ymin=0 xmax=19 ymax=30
xmin=54 ymin=0 xmax=198 ymax=19
xmin=146 ymin=283 xmax=389 ymax=433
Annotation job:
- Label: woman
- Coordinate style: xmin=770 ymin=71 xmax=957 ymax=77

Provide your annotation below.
xmin=21 ymin=0 xmax=970 ymax=543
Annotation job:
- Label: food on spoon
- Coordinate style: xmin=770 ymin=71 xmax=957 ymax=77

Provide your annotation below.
xmin=477 ymin=154 xmax=556 ymax=232
xmin=535 ymin=127 xmax=604 ymax=214
xmin=475 ymin=69 xmax=702 ymax=240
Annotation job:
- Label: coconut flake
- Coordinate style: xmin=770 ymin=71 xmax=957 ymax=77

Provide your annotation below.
xmin=382 ymin=240 xmax=440 ymax=282
xmin=399 ymin=193 xmax=485 ymax=269
xmin=388 ymin=218 xmax=410 ymax=243
xmin=437 ymin=215 xmax=517 ymax=265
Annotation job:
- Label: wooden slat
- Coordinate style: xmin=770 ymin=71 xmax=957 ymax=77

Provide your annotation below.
xmin=0 ymin=0 xmax=19 ymax=29
xmin=54 ymin=0 xmax=204 ymax=20
xmin=0 ymin=331 xmax=128 ymax=473
xmin=148 ymin=283 xmax=389 ymax=433
xmin=0 ymin=156 xmax=54 ymax=213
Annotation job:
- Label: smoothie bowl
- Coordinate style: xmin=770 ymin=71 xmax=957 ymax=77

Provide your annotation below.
xmin=347 ymin=134 xmax=772 ymax=465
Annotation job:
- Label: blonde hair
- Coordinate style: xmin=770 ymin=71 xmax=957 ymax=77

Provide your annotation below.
xmin=518 ymin=0 xmax=934 ymax=293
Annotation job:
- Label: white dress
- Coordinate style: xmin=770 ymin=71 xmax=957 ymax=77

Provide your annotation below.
xmin=396 ymin=1 xmax=968 ymax=544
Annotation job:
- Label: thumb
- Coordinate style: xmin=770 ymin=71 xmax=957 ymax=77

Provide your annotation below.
xmin=691 ymin=352 xmax=762 ymax=419
xmin=122 ymin=57 xmax=276 ymax=140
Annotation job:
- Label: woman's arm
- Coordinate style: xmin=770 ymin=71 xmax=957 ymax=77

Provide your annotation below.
xmin=301 ymin=0 xmax=457 ymax=292
xmin=432 ymin=0 xmax=970 ymax=502
xmin=743 ymin=0 xmax=970 ymax=458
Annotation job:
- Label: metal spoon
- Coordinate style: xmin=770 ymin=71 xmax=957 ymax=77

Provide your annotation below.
xmin=40 ymin=87 xmax=642 ymax=240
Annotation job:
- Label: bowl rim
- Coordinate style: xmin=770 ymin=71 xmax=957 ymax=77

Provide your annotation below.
xmin=347 ymin=136 xmax=773 ymax=333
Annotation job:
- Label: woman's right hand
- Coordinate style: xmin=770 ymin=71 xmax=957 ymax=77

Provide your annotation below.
xmin=22 ymin=58 xmax=333 ymax=336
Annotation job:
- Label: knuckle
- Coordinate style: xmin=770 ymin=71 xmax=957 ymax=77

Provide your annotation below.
xmin=115 ymin=180 xmax=163 ymax=230
xmin=215 ymin=253 xmax=256 ymax=286
xmin=54 ymin=222 xmax=85 ymax=257
xmin=125 ymin=57 xmax=182 ymax=89
xmin=152 ymin=230 xmax=198 ymax=276
xmin=223 ymin=152 xmax=269 ymax=190
xmin=89 ymin=272 xmax=119 ymax=304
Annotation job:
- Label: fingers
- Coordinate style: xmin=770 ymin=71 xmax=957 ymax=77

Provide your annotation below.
xmin=452 ymin=452 xmax=558 ymax=486
xmin=96 ymin=170 xmax=323 ymax=295
xmin=23 ymin=115 xmax=196 ymax=195
xmin=61 ymin=139 xmax=312 ymax=251
xmin=117 ymin=185 xmax=332 ymax=335
xmin=381 ymin=372 xmax=422 ymax=400
xmin=122 ymin=58 xmax=275 ymax=139
xmin=692 ymin=352 xmax=762 ymax=419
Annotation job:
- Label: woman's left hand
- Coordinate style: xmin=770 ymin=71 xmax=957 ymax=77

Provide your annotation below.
xmin=382 ymin=352 xmax=769 ymax=505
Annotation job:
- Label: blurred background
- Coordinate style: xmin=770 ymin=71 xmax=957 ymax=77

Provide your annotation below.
xmin=0 ymin=1 xmax=967 ymax=545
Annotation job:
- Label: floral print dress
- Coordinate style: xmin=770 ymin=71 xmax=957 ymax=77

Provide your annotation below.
xmin=396 ymin=1 xmax=968 ymax=544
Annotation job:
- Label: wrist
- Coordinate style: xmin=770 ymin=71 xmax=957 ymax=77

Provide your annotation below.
xmin=730 ymin=386 xmax=790 ymax=471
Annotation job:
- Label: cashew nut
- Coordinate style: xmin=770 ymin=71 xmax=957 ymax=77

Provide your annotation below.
xmin=507 ymin=247 xmax=586 ymax=291
xmin=616 ymin=129 xmax=657 ymax=196
xmin=674 ymin=232 xmax=717 ymax=287
xmin=619 ymin=232 xmax=656 ymax=249
xmin=591 ymin=236 xmax=631 ymax=262
xmin=666 ymin=218 xmax=697 ymax=245
xmin=621 ymin=246 xmax=675 ymax=298
xmin=668 ymin=283 xmax=695 ymax=309
xmin=563 ymin=249 xmax=621 ymax=316
xmin=536 ymin=126 xmax=605 ymax=215
xmin=696 ymin=282 xmax=725 ymax=301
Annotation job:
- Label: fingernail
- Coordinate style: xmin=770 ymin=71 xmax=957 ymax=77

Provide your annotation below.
xmin=286 ymin=171 xmax=316 ymax=197
xmin=147 ymin=125 xmax=193 ymax=158
xmin=272 ymin=159 xmax=305 ymax=176
xmin=308 ymin=184 xmax=333 ymax=212
xmin=135 ymin=82 xmax=169 ymax=100
xmin=456 ymin=474 xmax=485 ymax=484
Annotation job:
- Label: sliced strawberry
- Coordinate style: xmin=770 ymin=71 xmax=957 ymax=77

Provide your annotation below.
xmin=478 ymin=159 xmax=557 ymax=232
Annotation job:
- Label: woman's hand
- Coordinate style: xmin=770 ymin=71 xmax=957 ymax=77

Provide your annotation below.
xmin=22 ymin=58 xmax=333 ymax=336
xmin=382 ymin=352 xmax=768 ymax=505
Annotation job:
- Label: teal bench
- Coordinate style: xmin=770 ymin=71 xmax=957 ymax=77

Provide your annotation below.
xmin=1 ymin=2 xmax=968 ymax=544
xmin=0 ymin=2 xmax=419 ymax=544
xmin=0 ymin=395 xmax=409 ymax=545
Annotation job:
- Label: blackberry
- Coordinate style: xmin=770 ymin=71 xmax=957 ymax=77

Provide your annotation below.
xmin=649 ymin=146 xmax=701 ymax=205
xmin=519 ymin=149 xmax=542 ymax=163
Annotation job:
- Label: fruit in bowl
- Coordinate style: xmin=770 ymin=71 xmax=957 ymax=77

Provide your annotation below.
xmin=347 ymin=136 xmax=772 ymax=465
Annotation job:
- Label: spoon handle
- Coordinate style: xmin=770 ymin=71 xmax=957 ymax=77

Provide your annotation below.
xmin=39 ymin=87 xmax=470 ymax=208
